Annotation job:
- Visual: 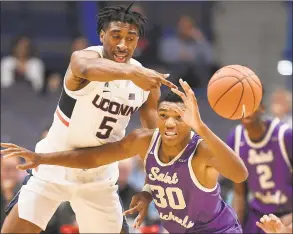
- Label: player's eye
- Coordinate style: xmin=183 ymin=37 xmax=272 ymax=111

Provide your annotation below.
xmin=112 ymin=35 xmax=120 ymax=39
xmin=127 ymin=37 xmax=135 ymax=42
xmin=175 ymin=115 xmax=182 ymax=121
xmin=159 ymin=113 xmax=167 ymax=119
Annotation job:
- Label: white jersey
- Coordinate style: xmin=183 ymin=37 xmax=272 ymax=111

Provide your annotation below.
xmin=33 ymin=46 xmax=149 ymax=184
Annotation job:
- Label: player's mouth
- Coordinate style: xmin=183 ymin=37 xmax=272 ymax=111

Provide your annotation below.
xmin=113 ymin=53 xmax=128 ymax=63
xmin=164 ymin=131 xmax=178 ymax=140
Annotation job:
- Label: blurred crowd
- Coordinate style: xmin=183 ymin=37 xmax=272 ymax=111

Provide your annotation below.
xmin=1 ymin=1 xmax=292 ymax=233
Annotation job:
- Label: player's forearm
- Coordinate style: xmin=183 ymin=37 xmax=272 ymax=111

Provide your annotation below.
xmin=82 ymin=58 xmax=136 ymax=82
xmin=232 ymin=194 xmax=245 ymax=225
xmin=38 ymin=142 xmax=134 ymax=169
xmin=140 ymin=108 xmax=157 ymax=129
xmin=286 ymin=223 xmax=292 ymax=233
xmin=196 ymin=123 xmax=248 ymax=183
xmin=71 ymin=54 xmax=137 ymax=82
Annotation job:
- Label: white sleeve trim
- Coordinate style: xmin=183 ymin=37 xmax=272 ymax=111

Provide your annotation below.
xmin=278 ymin=124 xmax=292 ymax=173
xmin=188 ymin=139 xmax=218 ymax=193
xmin=143 ymin=129 xmax=159 ymax=173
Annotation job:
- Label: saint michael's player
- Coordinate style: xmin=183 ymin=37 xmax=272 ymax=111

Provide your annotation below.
xmin=227 ymin=102 xmax=292 ymax=233
xmin=2 ymin=80 xmax=248 ymax=233
xmin=0 ymin=3 xmax=177 ymax=234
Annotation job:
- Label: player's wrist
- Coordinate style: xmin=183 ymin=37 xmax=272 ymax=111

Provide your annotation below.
xmin=126 ymin=65 xmax=140 ymax=82
xmin=192 ymin=121 xmax=207 ymax=136
xmin=37 ymin=153 xmax=47 ymax=165
xmin=142 ymin=183 xmax=151 ymax=192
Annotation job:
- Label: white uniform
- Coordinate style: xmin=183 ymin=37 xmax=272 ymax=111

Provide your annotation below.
xmin=17 ymin=46 xmax=149 ymax=232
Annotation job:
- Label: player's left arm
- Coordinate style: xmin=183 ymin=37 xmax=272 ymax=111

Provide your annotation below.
xmin=171 ymin=79 xmax=248 ymax=184
xmin=139 ymin=87 xmax=161 ymax=129
xmin=283 ymin=127 xmax=292 ymax=168
xmin=1 ymin=129 xmax=153 ymax=170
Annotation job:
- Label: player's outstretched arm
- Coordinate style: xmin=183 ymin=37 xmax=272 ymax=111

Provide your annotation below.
xmin=70 ymin=50 xmax=176 ymax=91
xmin=171 ymin=79 xmax=248 ymax=183
xmin=232 ymin=182 xmax=246 ymax=225
xmin=1 ymin=129 xmax=153 ymax=170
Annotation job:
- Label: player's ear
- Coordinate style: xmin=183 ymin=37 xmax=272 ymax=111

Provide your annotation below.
xmin=100 ymin=31 xmax=105 ymax=43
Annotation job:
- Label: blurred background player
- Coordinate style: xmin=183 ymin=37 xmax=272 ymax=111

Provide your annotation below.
xmin=269 ymin=88 xmax=292 ymax=127
xmin=0 ymin=3 xmax=177 ymax=234
xmin=227 ymin=103 xmax=292 ymax=233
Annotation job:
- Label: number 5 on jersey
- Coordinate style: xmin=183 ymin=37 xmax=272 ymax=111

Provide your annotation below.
xmin=96 ymin=116 xmax=117 ymax=139
xmin=150 ymin=185 xmax=187 ymax=210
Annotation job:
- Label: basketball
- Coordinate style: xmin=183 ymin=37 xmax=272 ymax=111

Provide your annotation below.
xmin=207 ymin=65 xmax=263 ymax=120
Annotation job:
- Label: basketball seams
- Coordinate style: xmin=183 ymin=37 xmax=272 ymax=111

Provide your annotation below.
xmin=246 ymin=75 xmax=262 ymax=90
xmin=227 ymin=65 xmax=262 ymax=90
xmin=240 ymin=65 xmax=262 ymax=90
xmin=229 ymin=81 xmax=244 ymax=119
xmin=208 ymin=66 xmax=253 ymax=87
xmin=244 ymin=78 xmax=256 ymax=112
xmin=208 ymin=76 xmax=239 ymax=87
xmin=212 ymin=78 xmax=245 ymax=108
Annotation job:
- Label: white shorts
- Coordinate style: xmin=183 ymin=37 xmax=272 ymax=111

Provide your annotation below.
xmin=13 ymin=174 xmax=124 ymax=232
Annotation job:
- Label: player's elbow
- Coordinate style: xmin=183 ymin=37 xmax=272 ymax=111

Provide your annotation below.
xmin=233 ymin=166 xmax=249 ymax=183
xmin=70 ymin=51 xmax=89 ymax=78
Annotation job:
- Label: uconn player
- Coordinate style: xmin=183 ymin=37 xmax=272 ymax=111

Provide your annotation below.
xmin=227 ymin=103 xmax=292 ymax=233
xmin=3 ymin=80 xmax=248 ymax=233
xmin=1 ymin=4 xmax=176 ymax=234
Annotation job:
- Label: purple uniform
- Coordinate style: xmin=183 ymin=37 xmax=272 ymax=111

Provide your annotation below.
xmin=227 ymin=118 xmax=292 ymax=233
xmin=145 ymin=129 xmax=242 ymax=233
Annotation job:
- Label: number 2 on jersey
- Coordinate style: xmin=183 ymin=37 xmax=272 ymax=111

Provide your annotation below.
xmin=257 ymin=164 xmax=275 ymax=189
xmin=150 ymin=185 xmax=186 ymax=210
xmin=96 ymin=116 xmax=117 ymax=139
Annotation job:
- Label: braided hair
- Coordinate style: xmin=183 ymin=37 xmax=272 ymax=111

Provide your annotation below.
xmin=97 ymin=2 xmax=148 ymax=37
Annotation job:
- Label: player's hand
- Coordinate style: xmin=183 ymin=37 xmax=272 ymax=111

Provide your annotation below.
xmin=123 ymin=191 xmax=152 ymax=229
xmin=130 ymin=66 xmax=177 ymax=91
xmin=1 ymin=143 xmax=41 ymax=170
xmin=171 ymin=79 xmax=203 ymax=132
xmin=256 ymin=214 xmax=287 ymax=233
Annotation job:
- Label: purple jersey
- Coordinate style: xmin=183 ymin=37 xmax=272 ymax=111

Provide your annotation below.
xmin=227 ymin=118 xmax=292 ymax=214
xmin=145 ymin=129 xmax=241 ymax=233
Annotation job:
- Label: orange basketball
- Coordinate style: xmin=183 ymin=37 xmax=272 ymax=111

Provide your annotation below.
xmin=207 ymin=65 xmax=263 ymax=120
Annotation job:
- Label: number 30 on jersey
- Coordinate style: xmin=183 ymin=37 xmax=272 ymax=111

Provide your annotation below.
xmin=150 ymin=185 xmax=187 ymax=210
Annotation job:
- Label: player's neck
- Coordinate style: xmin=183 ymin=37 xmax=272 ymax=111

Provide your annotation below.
xmin=245 ymin=121 xmax=268 ymax=142
xmin=159 ymin=137 xmax=190 ymax=163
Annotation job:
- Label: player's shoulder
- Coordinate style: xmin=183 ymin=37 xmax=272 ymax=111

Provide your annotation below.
xmin=71 ymin=46 xmax=102 ymax=60
xmin=129 ymin=57 xmax=143 ymax=67
xmin=83 ymin=45 xmax=103 ymax=52
xmin=124 ymin=128 xmax=156 ymax=155
xmin=278 ymin=120 xmax=292 ymax=137
xmin=227 ymin=124 xmax=242 ymax=139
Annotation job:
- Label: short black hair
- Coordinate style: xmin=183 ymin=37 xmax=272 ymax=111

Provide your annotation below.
xmin=97 ymin=3 xmax=148 ymax=37
xmin=158 ymin=88 xmax=184 ymax=105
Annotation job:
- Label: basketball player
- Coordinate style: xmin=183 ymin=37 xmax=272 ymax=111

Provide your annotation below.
xmin=0 ymin=4 xmax=177 ymax=234
xmin=227 ymin=103 xmax=292 ymax=233
xmin=257 ymin=214 xmax=292 ymax=233
xmin=2 ymin=79 xmax=248 ymax=233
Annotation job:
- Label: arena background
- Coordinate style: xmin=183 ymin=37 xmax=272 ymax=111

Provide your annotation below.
xmin=1 ymin=1 xmax=292 ymax=233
